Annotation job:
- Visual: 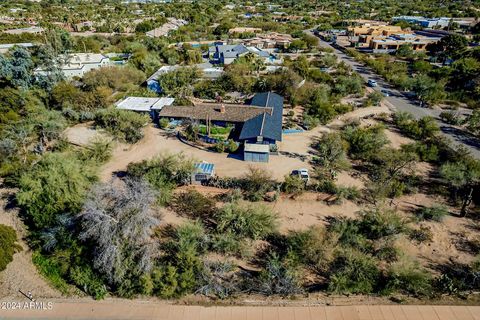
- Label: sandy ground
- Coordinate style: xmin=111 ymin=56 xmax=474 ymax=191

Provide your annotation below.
xmin=0 ymin=189 xmax=62 ymax=300
xmin=99 ymin=125 xmax=310 ymax=182
xmin=63 ymin=122 xmax=111 ymax=146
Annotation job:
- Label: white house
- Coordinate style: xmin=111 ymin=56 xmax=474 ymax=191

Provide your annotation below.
xmin=34 ymin=53 xmax=112 ymax=79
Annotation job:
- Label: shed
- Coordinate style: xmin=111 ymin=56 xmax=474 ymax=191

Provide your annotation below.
xmin=244 ymin=143 xmax=270 ymax=162
xmin=191 ymin=162 xmax=215 ymax=184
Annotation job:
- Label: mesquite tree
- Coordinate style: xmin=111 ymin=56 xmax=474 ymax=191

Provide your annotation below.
xmin=79 ymin=178 xmax=160 ymax=286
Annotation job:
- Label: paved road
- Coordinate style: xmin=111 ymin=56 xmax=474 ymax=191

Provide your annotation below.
xmin=307 ymin=30 xmax=480 ymax=159
xmin=1 ymin=300 xmax=480 ymax=320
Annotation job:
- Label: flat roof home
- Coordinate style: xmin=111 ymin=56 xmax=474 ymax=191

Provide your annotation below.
xmin=0 ymin=42 xmax=35 ymax=54
xmin=158 ymin=92 xmax=284 ymax=163
xmin=3 ymin=26 xmax=44 ymax=34
xmin=115 ymin=96 xmax=174 ymax=118
xmin=146 ymin=65 xmax=224 ymax=93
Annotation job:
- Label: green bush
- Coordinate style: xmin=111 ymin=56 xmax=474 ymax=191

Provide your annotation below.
xmin=342 ymin=124 xmax=389 ymax=160
xmin=226 ymin=139 xmax=239 ymax=153
xmin=358 ymin=209 xmax=406 ymax=240
xmin=210 ymin=232 xmax=251 ymax=258
xmin=17 ymin=153 xmax=97 ymax=229
xmin=94 ymin=108 xmax=148 ymax=143
xmin=286 ymin=226 xmax=338 ymax=271
xmin=215 ymin=202 xmax=278 ymax=240
xmin=0 ymin=224 xmax=21 ymax=271
xmin=214 ymin=140 xmax=226 ymax=153
xmin=159 ymin=118 xmax=169 ymax=129
xmin=69 ymin=265 xmax=107 ymax=300
xmin=258 ymin=254 xmax=304 ymax=296
xmin=173 ymin=190 xmax=216 ymax=219
xmin=416 ymin=205 xmax=448 ymax=222
xmin=328 ymin=249 xmax=380 ymax=294
xmin=282 ymin=174 xmax=305 ymax=196
xmin=385 ymin=258 xmax=433 ymax=297
xmin=409 ymin=225 xmax=433 ymax=243
xmin=32 ymin=251 xmax=70 ymax=293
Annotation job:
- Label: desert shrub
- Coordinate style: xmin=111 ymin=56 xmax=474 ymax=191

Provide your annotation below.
xmin=214 ymin=140 xmax=226 ymax=153
xmin=257 ymin=254 xmax=304 ymax=296
xmin=159 ymin=118 xmax=169 ymax=129
xmin=328 ymin=249 xmax=380 ymax=294
xmin=303 ymin=114 xmax=320 ymax=129
xmin=358 ymin=209 xmax=406 ymax=240
xmin=409 ymin=225 xmax=433 ymax=243
xmin=342 ymin=123 xmax=389 ymax=160
xmin=94 ymin=108 xmax=148 ymax=143
xmin=286 ymin=226 xmax=338 ymax=271
xmin=80 ymin=138 xmax=112 ymax=163
xmin=196 ymin=261 xmax=240 ymax=299
xmin=329 ymin=217 xmax=372 ymax=252
xmin=17 ymin=152 xmax=97 ymax=229
xmin=173 ymin=221 xmax=210 ymax=255
xmin=79 ymin=179 xmax=159 ymax=295
xmin=127 ymin=153 xmax=194 ymax=204
xmin=416 ymin=205 xmax=448 ymax=222
xmin=173 ymin=190 xmax=216 ymax=219
xmin=439 ymin=111 xmax=463 ymax=125
xmin=385 ymin=258 xmax=433 ymax=297
xmin=226 ymin=139 xmax=239 ymax=153
xmin=32 ymin=251 xmax=71 ymax=293
xmin=403 ymin=142 xmax=439 ymax=162
xmin=375 ymin=242 xmax=400 ymax=263
xmin=363 ymin=91 xmax=383 ymax=107
xmin=282 ymin=174 xmax=305 ymax=196
xmin=242 ymin=167 xmax=276 ymax=201
xmin=215 ymin=202 xmax=278 ymax=240
xmin=336 ymin=186 xmax=360 ymax=201
xmin=69 ymin=265 xmax=107 ymax=300
xmin=393 ymin=112 xmax=439 ymax=140
xmin=210 ymin=232 xmax=251 ymax=258
xmin=0 ymin=224 xmax=22 ymax=271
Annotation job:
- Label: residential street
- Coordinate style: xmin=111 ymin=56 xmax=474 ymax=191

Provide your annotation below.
xmin=307 ymin=30 xmax=480 ymax=159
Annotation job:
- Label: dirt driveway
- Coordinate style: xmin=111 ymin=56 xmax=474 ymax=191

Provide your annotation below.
xmin=100 ymin=126 xmax=311 ymax=181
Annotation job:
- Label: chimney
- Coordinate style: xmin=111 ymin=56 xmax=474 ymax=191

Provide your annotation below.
xmin=219 ymin=104 xmax=225 ymax=113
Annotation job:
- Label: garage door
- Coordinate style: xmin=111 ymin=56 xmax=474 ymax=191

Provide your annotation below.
xmin=244 ymin=151 xmax=269 ymax=163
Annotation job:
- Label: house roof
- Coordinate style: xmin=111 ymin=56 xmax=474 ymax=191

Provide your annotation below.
xmin=158 ymin=103 xmax=270 ymax=122
xmin=239 ymin=92 xmax=283 ymax=142
xmin=211 ymin=44 xmax=271 ymax=60
xmin=115 ymin=97 xmax=175 ymax=112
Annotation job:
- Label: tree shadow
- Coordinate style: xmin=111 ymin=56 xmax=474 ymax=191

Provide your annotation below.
xmin=449 ymin=230 xmax=480 ymax=255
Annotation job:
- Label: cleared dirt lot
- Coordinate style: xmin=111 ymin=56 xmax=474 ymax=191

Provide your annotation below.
xmin=99 ymin=125 xmax=311 ymax=181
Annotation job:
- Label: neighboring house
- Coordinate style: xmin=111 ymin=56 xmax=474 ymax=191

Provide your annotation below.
xmin=0 ymin=42 xmax=35 ymax=54
xmin=146 ymin=65 xmax=224 ymax=93
xmin=158 ymin=92 xmax=284 ymax=163
xmin=115 ymin=96 xmax=174 ymax=118
xmin=146 ymin=18 xmax=188 ymax=38
xmin=34 ymin=53 xmax=112 ymax=79
xmin=209 ymin=44 xmax=274 ymax=65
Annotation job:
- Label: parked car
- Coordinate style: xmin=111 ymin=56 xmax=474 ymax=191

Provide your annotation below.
xmin=381 ymin=89 xmax=390 ymax=96
xmin=367 ymin=79 xmax=378 ymax=87
xmin=291 ymin=169 xmax=310 ymax=182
